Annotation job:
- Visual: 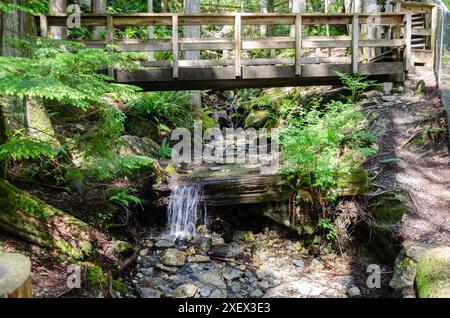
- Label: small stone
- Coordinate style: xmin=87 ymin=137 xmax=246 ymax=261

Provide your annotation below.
xmin=140 ymin=248 xmax=149 ymax=256
xmin=238 ymin=265 xmax=246 ymax=271
xmin=209 ymin=288 xmax=227 ymax=298
xmin=382 ymin=102 xmax=395 ymax=107
xmin=250 ymin=289 xmax=264 ymax=298
xmin=160 ymin=248 xmax=186 ymax=267
xmin=256 ymin=269 xmax=270 ymax=279
xmin=222 ymin=267 xmax=243 ymax=281
xmin=155 ymin=263 xmax=179 ymax=273
xmin=155 ymin=239 xmax=175 ymax=249
xmin=292 ymin=259 xmax=305 ymax=267
xmin=187 ymin=255 xmax=210 ymax=263
xmin=198 ymin=270 xmax=227 ymax=289
xmin=136 ymin=273 xmax=144 ymax=278
xmin=310 ymin=258 xmax=324 ymax=270
xmin=382 ymin=95 xmax=395 ymax=102
xmin=172 ymin=284 xmax=200 ymax=298
xmin=138 ymin=287 xmax=163 ymax=298
xmin=200 ymin=284 xmax=214 ymax=297
xmin=347 ymin=286 xmax=361 ymax=298
xmin=258 ymin=281 xmax=269 ymax=289
xmin=383 ymin=82 xmax=393 ymax=94
xmin=140 ymin=267 xmax=154 ymax=276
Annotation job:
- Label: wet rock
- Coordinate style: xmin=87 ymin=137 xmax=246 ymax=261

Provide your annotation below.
xmin=347 ymin=286 xmax=361 ymax=298
xmin=172 ymin=284 xmax=200 ymax=298
xmin=139 ymin=287 xmax=163 ymax=298
xmin=117 ymin=135 xmax=160 ymax=157
xmin=187 ymin=255 xmax=210 ymax=263
xmin=415 ymin=247 xmax=450 ymax=298
xmin=194 ymin=237 xmax=213 ymax=255
xmin=160 ymin=248 xmax=186 ymax=267
xmin=222 ymin=267 xmax=244 ymax=281
xmin=250 ymin=289 xmax=264 ymax=298
xmin=292 ymin=259 xmax=305 ymax=268
xmin=245 ymin=110 xmax=269 ymax=129
xmin=155 ymin=239 xmax=175 ymax=249
xmin=232 ymin=231 xmax=255 ymax=243
xmin=211 ymin=243 xmax=245 ymax=258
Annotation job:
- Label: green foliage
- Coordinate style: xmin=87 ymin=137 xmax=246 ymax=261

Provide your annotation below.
xmin=86 ymin=155 xmax=154 ymax=181
xmin=281 ymin=100 xmax=372 ymax=197
xmin=0 ymin=137 xmax=60 ymax=161
xmin=157 ymin=138 xmax=172 ymax=159
xmin=318 ymin=218 xmax=337 ymax=242
xmin=335 ymin=71 xmax=380 ymax=103
xmin=109 ymin=187 xmax=142 ymax=207
xmin=84 ymin=263 xmax=107 ymax=291
xmin=130 ymin=91 xmax=194 ymax=130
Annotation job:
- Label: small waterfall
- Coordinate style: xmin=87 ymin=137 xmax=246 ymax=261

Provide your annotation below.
xmin=167 ymin=181 xmax=207 ymax=239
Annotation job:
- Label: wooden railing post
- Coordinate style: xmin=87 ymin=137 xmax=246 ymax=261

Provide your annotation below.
xmin=430 ymin=5 xmax=438 ymax=66
xmin=39 ymin=15 xmax=48 ymax=38
xmin=172 ymin=14 xmax=179 ymax=79
xmin=106 ymin=15 xmax=114 ymax=78
xmin=295 ymin=14 xmax=302 ymax=76
xmin=404 ymin=13 xmax=412 ymax=72
xmin=351 ymin=15 xmax=359 ymax=74
xmin=234 ymin=13 xmax=242 ymax=78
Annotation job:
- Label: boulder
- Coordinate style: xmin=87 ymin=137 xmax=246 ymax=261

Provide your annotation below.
xmin=415 ymin=247 xmax=450 ymax=298
xmin=160 ymin=249 xmax=186 ymax=267
xmin=244 ymin=110 xmax=270 ymax=129
xmin=116 ymin=135 xmax=160 ymax=157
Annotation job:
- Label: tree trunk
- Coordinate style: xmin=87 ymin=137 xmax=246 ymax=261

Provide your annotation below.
xmin=0 ymin=252 xmax=32 ymax=298
xmin=0 ymin=104 xmax=7 ymax=179
xmin=0 ymin=179 xmax=95 ymax=260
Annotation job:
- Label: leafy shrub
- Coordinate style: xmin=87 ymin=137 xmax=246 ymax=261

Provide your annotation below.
xmin=130 ymin=91 xmax=194 ymax=131
xmin=86 ymin=155 xmax=155 ymax=181
xmin=335 ymin=71 xmax=380 ymax=103
xmin=281 ymin=100 xmax=373 ymax=199
xmin=109 ymin=187 xmax=142 ymax=207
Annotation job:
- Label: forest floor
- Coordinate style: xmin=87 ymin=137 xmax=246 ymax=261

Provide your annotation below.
xmin=363 ymin=71 xmax=450 ymax=248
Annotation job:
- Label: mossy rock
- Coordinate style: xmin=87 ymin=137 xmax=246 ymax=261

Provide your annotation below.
xmin=244 ymin=110 xmax=270 ymax=129
xmin=0 ymin=179 xmax=95 ymax=260
xmin=416 ymin=247 xmax=450 ymax=298
xmin=369 ymin=189 xmax=407 ymax=224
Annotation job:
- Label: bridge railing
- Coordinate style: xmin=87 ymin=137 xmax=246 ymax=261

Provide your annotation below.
xmin=36 ymin=12 xmax=417 ymax=84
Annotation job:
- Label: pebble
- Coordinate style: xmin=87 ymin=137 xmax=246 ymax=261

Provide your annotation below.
xmin=347 ymin=286 xmax=361 ymax=298
xmin=250 ymin=289 xmax=264 ymax=298
xmin=154 ymin=239 xmax=175 ymax=249
xmin=258 ymin=281 xmax=269 ymax=289
xmin=292 ymin=259 xmax=305 ymax=267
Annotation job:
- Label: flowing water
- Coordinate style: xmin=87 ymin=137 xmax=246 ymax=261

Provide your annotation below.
xmin=167 ymin=181 xmax=207 ymax=239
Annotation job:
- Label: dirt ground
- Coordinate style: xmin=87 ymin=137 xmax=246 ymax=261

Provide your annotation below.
xmin=364 ymin=72 xmax=450 ymax=248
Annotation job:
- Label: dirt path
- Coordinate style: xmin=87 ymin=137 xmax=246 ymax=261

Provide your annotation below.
xmin=365 ymin=74 xmax=450 ymax=248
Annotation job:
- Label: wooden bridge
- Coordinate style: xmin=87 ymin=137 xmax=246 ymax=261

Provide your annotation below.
xmin=35 ymin=2 xmax=438 ymax=91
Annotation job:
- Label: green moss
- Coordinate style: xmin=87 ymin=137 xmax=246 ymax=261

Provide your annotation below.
xmin=244 ymin=110 xmax=270 ymax=128
xmin=112 ymin=280 xmax=134 ymax=298
xmin=416 ymin=247 xmax=450 ymax=298
xmin=0 ymin=179 xmax=94 ymax=260
xmin=369 ymin=189 xmax=407 ymax=224
xmin=84 ymin=263 xmax=107 ymax=291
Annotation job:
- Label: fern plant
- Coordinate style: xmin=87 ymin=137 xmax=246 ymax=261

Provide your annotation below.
xmin=109 ymin=187 xmax=142 ymax=207
xmin=335 ymin=71 xmax=380 ymax=103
